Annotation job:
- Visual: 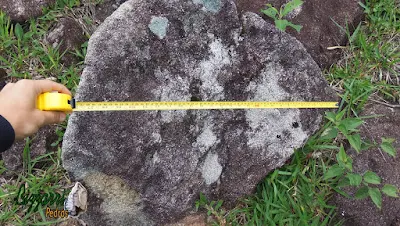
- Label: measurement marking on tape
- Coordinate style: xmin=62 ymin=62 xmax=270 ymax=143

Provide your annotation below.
xmin=73 ymin=101 xmax=339 ymax=111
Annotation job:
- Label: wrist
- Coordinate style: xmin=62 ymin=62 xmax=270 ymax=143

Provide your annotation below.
xmin=0 ymin=114 xmax=16 ymax=152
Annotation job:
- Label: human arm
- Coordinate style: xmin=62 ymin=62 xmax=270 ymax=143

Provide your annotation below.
xmin=0 ymin=79 xmax=71 ymax=152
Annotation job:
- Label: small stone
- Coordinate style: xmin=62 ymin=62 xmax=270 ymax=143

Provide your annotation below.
xmin=0 ymin=0 xmax=55 ymax=22
xmin=45 ymin=17 xmax=87 ymax=66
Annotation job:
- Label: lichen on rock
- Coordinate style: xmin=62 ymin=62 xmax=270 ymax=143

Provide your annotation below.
xmin=148 ymin=16 xmax=169 ymax=39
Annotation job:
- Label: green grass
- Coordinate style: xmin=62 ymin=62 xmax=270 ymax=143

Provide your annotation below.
xmin=0 ymin=0 xmax=94 ymax=91
xmin=0 ymin=147 xmax=70 ymax=225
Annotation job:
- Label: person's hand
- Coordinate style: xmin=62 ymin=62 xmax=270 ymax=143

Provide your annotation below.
xmin=0 ymin=79 xmax=71 ymax=140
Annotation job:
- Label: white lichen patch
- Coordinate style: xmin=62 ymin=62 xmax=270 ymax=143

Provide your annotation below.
xmin=245 ymin=63 xmax=308 ymax=152
xmin=194 ymin=38 xmax=230 ymax=100
xmin=201 ymin=152 xmax=222 ymax=185
xmin=148 ymin=16 xmax=169 ymax=39
xmin=152 ymin=151 xmax=160 ymax=164
xmin=105 ymin=81 xmax=119 ymax=92
xmin=151 ymin=132 xmax=162 ymax=144
xmin=192 ymin=0 xmax=222 ymax=13
xmin=246 ymin=63 xmax=288 ymax=102
xmin=83 ymin=172 xmax=152 ymax=225
xmin=152 ymin=68 xmax=191 ymax=123
xmin=195 ymin=124 xmax=219 ymax=153
xmin=14 ymin=0 xmax=26 ymax=17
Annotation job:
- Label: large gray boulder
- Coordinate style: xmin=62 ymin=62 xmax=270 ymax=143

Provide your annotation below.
xmin=62 ymin=0 xmax=336 ymax=225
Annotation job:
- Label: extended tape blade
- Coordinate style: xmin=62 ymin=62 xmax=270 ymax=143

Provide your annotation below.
xmin=73 ymin=101 xmax=339 ymax=111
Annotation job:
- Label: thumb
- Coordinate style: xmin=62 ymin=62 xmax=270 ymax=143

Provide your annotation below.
xmin=39 ymin=111 xmax=67 ymax=125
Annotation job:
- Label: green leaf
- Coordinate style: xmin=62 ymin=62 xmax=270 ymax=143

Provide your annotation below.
xmin=332 ymin=186 xmax=351 ymax=198
xmin=347 ymin=134 xmax=361 ymax=153
xmin=287 ymin=23 xmax=302 ymax=33
xmin=261 ymin=6 xmax=278 ymax=19
xmin=363 ymin=171 xmax=381 ymax=185
xmin=311 ymin=144 xmax=339 ymax=150
xmin=337 ymin=124 xmax=348 ymax=136
xmin=346 ymin=173 xmax=362 ymax=186
xmin=335 ymin=109 xmax=346 ymax=121
xmin=355 ymin=186 xmax=369 ymax=199
xmin=344 ymin=158 xmax=353 ymax=171
xmin=382 ymin=138 xmax=396 ymax=143
xmin=349 ymin=23 xmax=361 ymax=44
xmin=337 ymin=177 xmax=350 ymax=188
xmin=368 ymin=188 xmax=382 ymax=209
xmin=380 ymin=138 xmax=397 ymax=157
xmin=382 ymin=184 xmax=399 ymax=198
xmin=274 ymin=19 xmax=289 ymax=31
xmin=199 ymin=193 xmax=207 ymax=203
xmin=210 ymin=200 xmax=215 ymax=207
xmin=320 ymin=127 xmax=338 ymax=140
xmin=325 ymin=111 xmax=336 ymax=123
xmin=281 ymin=0 xmax=304 ymax=17
xmin=340 ymin=118 xmax=363 ymax=131
xmin=14 ymin=23 xmax=24 ymax=40
xmin=337 ymin=145 xmax=353 ymax=170
xmin=215 ymin=200 xmax=223 ymax=210
xmin=336 ymin=145 xmax=348 ymax=164
xmin=323 ymin=164 xmax=345 ymax=180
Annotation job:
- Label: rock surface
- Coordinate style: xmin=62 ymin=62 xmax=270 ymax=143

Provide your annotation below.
xmin=62 ymin=0 xmax=336 ymax=224
xmin=235 ymin=0 xmax=364 ymax=68
xmin=94 ymin=0 xmax=128 ymax=23
xmin=332 ymin=103 xmax=400 ymax=226
xmin=0 ymin=0 xmax=55 ymax=22
xmin=46 ymin=17 xmax=87 ymax=66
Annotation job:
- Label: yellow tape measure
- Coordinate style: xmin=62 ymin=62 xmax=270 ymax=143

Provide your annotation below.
xmin=37 ymin=92 xmax=339 ymax=112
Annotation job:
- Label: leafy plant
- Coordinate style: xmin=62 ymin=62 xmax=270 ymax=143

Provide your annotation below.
xmin=261 ymin=0 xmax=303 ymax=32
xmin=322 ymin=110 xmax=398 ymax=209
xmin=324 ymin=144 xmax=398 ymax=209
xmin=195 ymin=193 xmax=226 ymax=226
